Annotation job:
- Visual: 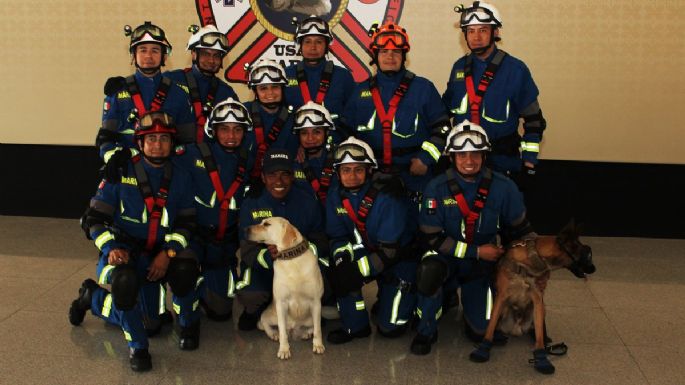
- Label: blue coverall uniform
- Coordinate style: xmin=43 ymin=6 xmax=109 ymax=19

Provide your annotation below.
xmin=244 ymin=101 xmax=300 ymax=162
xmin=416 ymin=167 xmax=526 ymax=338
xmin=442 ymin=48 xmax=543 ymax=174
xmin=293 ymin=146 xmax=337 ymax=208
xmin=165 ymin=65 xmax=239 ymax=142
xmin=285 ymin=61 xmax=355 ymax=142
xmin=175 ymin=140 xmax=254 ymax=318
xmin=326 ymin=176 xmax=419 ymax=334
xmin=100 ymin=71 xmax=195 ymax=161
xmin=236 ymin=184 xmax=328 ymax=314
xmin=86 ymin=155 xmax=197 ymax=350
xmin=341 ymin=69 xmax=449 ymax=194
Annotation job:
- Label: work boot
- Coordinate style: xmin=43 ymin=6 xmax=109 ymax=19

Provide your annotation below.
xmin=68 ymin=279 xmax=99 ymax=326
xmin=409 ymin=331 xmax=438 ymax=355
xmin=464 ymin=322 xmax=508 ymax=345
xmin=530 ymin=348 xmax=555 ymax=374
xmin=238 ymin=310 xmax=260 ymax=331
xmin=178 ymin=320 xmax=200 ymax=351
xmin=145 ymin=311 xmax=173 ymax=337
xmin=326 ymin=325 xmax=372 ymax=345
xmin=377 ymin=324 xmax=407 ymax=339
xmin=129 ymin=348 xmax=152 ymax=372
xmin=469 ymin=339 xmax=493 ymax=362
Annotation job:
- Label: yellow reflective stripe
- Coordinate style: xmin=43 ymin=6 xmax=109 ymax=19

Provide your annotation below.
xmin=390 ymin=289 xmax=402 ymax=324
xmin=318 ymin=258 xmax=329 ymax=267
xmin=193 ymin=300 xmax=199 ymax=311
xmin=236 ymin=268 xmax=251 ymax=290
xmin=257 ymin=248 xmax=269 ymax=269
xmin=161 ymin=208 xmax=169 ymax=228
xmin=123 ymin=330 xmax=132 ymax=341
xmin=99 ymin=265 xmax=115 ymax=284
xmin=421 ymin=141 xmax=441 ymax=161
xmin=486 ymin=287 xmax=493 ymax=320
xmin=355 ymin=301 xmax=366 ymax=310
xmin=103 ymin=147 xmax=123 ymax=164
xmin=452 ymin=94 xmax=468 ymax=115
xmin=360 ymin=111 xmax=376 ymax=132
xmin=454 ymin=241 xmax=468 ymax=258
xmin=357 ymin=256 xmax=371 ymax=277
xmin=173 ymin=302 xmax=181 ymax=314
xmin=229 ymin=196 xmax=238 ymax=210
xmin=460 ymin=220 xmax=466 ymax=238
xmin=436 ymin=307 xmax=443 ymax=320
xmin=416 ymin=308 xmax=423 ymax=318
xmin=195 ymin=276 xmax=204 ymax=289
xmin=481 ymin=100 xmax=509 ymax=123
xmin=521 ymin=141 xmax=540 ymax=153
xmin=391 ymin=117 xmax=411 ymax=138
xmin=308 ymin=242 xmax=318 ymax=257
xmin=102 ymin=294 xmax=113 ymax=317
xmin=194 ymin=195 xmax=212 ymax=208
xmin=95 ymin=231 xmax=115 ymax=251
xmin=421 ymin=250 xmax=438 ymax=260
xmin=121 ymin=128 xmax=135 ymax=135
xmin=159 ymin=284 xmax=166 ymax=315
xmin=352 ymin=229 xmax=364 ymax=249
xmin=334 ymin=243 xmax=353 ymax=258
xmin=165 ymin=233 xmax=188 ymax=248
xmin=227 ymin=271 xmax=235 ymax=298
xmin=142 ymin=207 xmax=148 ymax=224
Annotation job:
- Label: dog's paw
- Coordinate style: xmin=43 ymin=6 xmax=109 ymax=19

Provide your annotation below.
xmin=313 ymin=343 xmax=325 ymax=354
xmin=277 ymin=347 xmax=291 ymax=360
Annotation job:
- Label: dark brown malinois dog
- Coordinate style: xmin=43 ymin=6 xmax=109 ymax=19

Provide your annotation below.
xmin=469 ymin=220 xmax=596 ymax=374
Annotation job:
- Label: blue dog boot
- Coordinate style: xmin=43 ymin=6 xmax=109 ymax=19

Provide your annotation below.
xmin=530 ymin=348 xmax=555 ymax=374
xmin=469 ymin=339 xmax=493 ymax=362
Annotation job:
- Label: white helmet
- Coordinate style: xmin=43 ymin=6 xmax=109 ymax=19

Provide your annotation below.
xmin=187 ymin=24 xmax=229 ymax=54
xmin=457 ymin=1 xmax=502 ymax=29
xmin=293 ymin=102 xmax=335 ymax=131
xmin=246 ymin=59 xmax=287 ymax=88
xmin=294 ymin=15 xmax=333 ymax=45
xmin=333 ymin=137 xmax=377 ymax=169
xmin=444 ymin=120 xmax=491 ymax=153
xmin=204 ymin=98 xmax=252 ymax=138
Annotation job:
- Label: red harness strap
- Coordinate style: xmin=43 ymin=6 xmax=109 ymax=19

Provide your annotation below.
xmin=302 ymin=151 xmax=335 ymax=203
xmin=250 ymin=104 xmax=292 ymax=178
xmin=183 ymin=68 xmax=219 ymax=143
xmin=369 ymin=71 xmax=415 ymax=172
xmin=297 ymin=61 xmax=334 ymax=104
xmin=197 ymin=143 xmax=247 ymax=241
xmin=446 ymin=168 xmax=493 ymax=243
xmin=131 ymin=154 xmax=173 ymax=251
xmin=463 ymin=50 xmax=508 ymax=125
xmin=340 ymin=180 xmax=386 ymax=251
xmin=126 ymin=75 xmax=172 ymax=119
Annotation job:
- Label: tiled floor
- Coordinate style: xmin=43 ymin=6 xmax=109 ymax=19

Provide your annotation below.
xmin=1 ymin=215 xmax=683 ymax=384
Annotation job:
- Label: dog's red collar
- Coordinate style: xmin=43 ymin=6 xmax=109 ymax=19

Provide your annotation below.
xmin=275 ymin=240 xmax=310 ymax=260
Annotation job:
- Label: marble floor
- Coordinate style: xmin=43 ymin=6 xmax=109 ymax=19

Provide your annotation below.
xmin=1 ymin=215 xmax=683 ymax=385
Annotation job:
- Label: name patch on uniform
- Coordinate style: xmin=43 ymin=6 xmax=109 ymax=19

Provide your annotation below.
xmin=251 ymin=209 xmax=273 ymax=220
xmin=117 ymin=91 xmax=131 ymax=100
xmin=360 ymin=90 xmax=372 ymax=98
xmin=287 ymin=78 xmax=298 ymax=87
xmin=195 ymin=159 xmax=206 ymax=169
xmin=442 ymin=198 xmax=457 ymax=206
xmin=454 ymin=71 xmax=465 ymax=81
xmin=121 ymin=176 xmax=138 ymax=186
xmin=336 ymin=207 xmax=347 ymax=216
xmin=178 ymin=84 xmax=190 ymax=94
xmin=294 ymin=170 xmax=306 ymax=180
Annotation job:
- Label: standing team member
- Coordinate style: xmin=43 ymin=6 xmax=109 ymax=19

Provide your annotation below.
xmin=166 ymin=24 xmax=239 ymax=143
xmin=443 ymin=1 xmax=546 ymax=181
xmin=285 ymin=15 xmax=355 ymax=141
xmin=235 ymin=149 xmax=328 ymax=330
xmin=70 ymin=112 xmax=199 ymax=371
xmin=325 ymin=138 xmax=419 ymax=344
xmin=176 ymin=98 xmax=254 ymax=322
xmin=410 ymin=120 xmax=535 ymax=355
xmin=98 ymin=21 xmax=195 ymax=165
xmin=341 ymin=22 xmax=449 ymax=198
xmin=245 ymin=60 xmax=299 ymax=178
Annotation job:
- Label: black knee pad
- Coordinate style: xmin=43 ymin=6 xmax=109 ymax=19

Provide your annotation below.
xmin=111 ymin=265 xmax=140 ymax=311
xmin=416 ymin=258 xmax=448 ymax=297
xmin=167 ymin=258 xmax=199 ymax=297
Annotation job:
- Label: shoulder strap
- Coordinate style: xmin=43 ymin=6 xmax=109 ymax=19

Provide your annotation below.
xmin=464 ymin=50 xmax=508 ymax=124
xmin=446 ymin=168 xmax=493 ymax=243
xmin=131 ymin=155 xmax=173 ymax=250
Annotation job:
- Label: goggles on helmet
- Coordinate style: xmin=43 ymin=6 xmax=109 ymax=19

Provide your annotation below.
xmin=129 ymin=22 xmax=166 ymax=44
xmin=296 ymin=18 xmax=332 ymax=41
xmin=458 ymin=5 xmax=501 ymax=27
xmin=372 ymin=32 xmax=409 ymax=51
xmin=446 ymin=130 xmax=491 ymax=153
xmin=211 ymin=102 xmax=251 ymax=126
xmin=334 ymin=143 xmax=375 ymax=166
xmin=248 ymin=66 xmax=287 ymax=87
xmin=295 ymin=109 xmax=334 ymax=130
xmin=135 ymin=112 xmax=176 ymax=137
xmin=198 ymin=32 xmax=229 ymax=51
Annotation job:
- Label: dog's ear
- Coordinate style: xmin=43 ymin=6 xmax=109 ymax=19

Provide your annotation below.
xmin=283 ymin=223 xmax=299 ymax=247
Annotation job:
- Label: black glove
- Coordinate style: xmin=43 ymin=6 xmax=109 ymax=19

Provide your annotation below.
xmin=104 ymin=76 xmax=126 ymax=96
xmin=331 ymin=254 xmax=365 ymax=297
xmin=103 ymin=148 xmax=131 ymax=183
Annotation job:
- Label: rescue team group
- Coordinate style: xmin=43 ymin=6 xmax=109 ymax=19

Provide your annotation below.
xmin=69 ymin=1 xmax=548 ymax=372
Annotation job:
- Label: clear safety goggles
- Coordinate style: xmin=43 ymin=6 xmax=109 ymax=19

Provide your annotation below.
xmin=297 ymin=19 xmax=330 ymax=37
xmin=295 ymin=109 xmax=333 ymax=129
xmin=373 ymin=32 xmax=408 ymax=50
xmin=460 ymin=7 xmax=498 ymax=26
xmin=211 ymin=102 xmax=251 ymax=125
xmin=334 ymin=143 xmax=374 ymax=164
xmin=447 ymin=130 xmax=490 ymax=152
xmin=249 ymin=66 xmax=286 ymax=85
xmin=199 ymin=32 xmax=229 ymax=51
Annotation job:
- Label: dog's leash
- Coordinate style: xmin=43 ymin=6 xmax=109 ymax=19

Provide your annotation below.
xmin=545 ymin=342 xmax=568 ymax=356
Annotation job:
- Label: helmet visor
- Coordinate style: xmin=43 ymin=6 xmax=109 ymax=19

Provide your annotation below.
xmin=139 ymin=112 xmax=174 ymax=129
xmin=373 ymin=32 xmax=408 ymax=50
xmin=199 ymin=32 xmax=229 ymax=51
xmin=334 ymin=143 xmax=374 ymax=164
xmin=295 ymin=109 xmax=333 ymax=129
xmin=447 ymin=131 xmax=490 ymax=152
xmin=212 ymin=103 xmax=251 ymax=125
xmin=249 ymin=66 xmax=286 ymax=85
xmin=460 ymin=6 xmax=498 ymax=26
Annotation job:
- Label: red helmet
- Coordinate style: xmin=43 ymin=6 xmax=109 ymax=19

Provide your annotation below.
xmin=369 ymin=22 xmax=410 ymax=53
xmin=134 ymin=112 xmax=176 ymax=138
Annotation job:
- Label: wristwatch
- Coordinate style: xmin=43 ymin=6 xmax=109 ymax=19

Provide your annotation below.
xmin=166 ymin=249 xmax=177 ymax=258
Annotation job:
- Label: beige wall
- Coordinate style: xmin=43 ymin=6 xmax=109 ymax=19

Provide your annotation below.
xmin=1 ymin=0 xmax=683 ymax=164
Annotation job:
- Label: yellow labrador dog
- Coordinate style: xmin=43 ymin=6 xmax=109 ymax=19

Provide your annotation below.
xmin=246 ymin=217 xmax=325 ymax=359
